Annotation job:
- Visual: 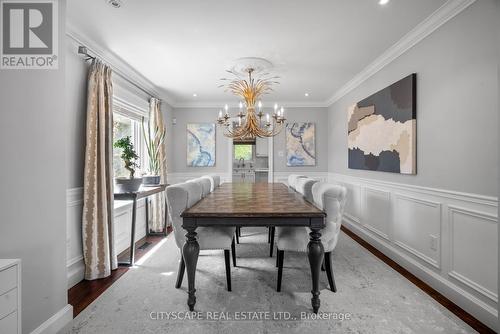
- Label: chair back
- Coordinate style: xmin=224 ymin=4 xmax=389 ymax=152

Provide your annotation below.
xmin=296 ymin=178 xmax=319 ymax=203
xmin=200 ymin=175 xmax=215 ymax=192
xmin=311 ymin=182 xmax=348 ymax=252
xmin=211 ymin=175 xmax=221 ymax=188
xmin=166 ymin=182 xmax=202 ymax=249
xmin=287 ymin=174 xmax=307 ymax=190
xmin=187 ymin=177 xmax=211 ymax=197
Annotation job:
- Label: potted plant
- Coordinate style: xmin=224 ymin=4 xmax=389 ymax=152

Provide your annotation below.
xmin=113 ymin=136 xmax=143 ymax=192
xmin=141 ymin=116 xmax=166 ymax=185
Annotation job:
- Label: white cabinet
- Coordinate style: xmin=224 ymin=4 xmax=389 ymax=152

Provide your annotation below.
xmin=0 ymin=260 xmax=21 ymax=334
xmin=255 ymin=137 xmax=268 ymax=156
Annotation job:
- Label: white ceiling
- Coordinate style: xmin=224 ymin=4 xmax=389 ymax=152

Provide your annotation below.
xmin=67 ymin=0 xmax=446 ymax=106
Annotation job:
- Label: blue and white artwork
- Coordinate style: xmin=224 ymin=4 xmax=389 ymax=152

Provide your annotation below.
xmin=286 ymin=122 xmax=316 ymax=166
xmin=187 ymin=123 xmax=216 ymax=167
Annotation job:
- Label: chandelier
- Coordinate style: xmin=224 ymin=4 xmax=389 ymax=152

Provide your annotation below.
xmin=216 ymin=67 xmax=286 ymax=139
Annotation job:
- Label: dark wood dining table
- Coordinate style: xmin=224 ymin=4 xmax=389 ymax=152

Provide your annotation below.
xmin=181 ymin=182 xmax=327 ymax=313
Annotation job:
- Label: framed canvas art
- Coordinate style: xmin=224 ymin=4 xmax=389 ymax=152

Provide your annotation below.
xmin=286 ymin=122 xmax=316 ymax=166
xmin=187 ymin=123 xmax=216 ymax=167
xmin=348 ymin=73 xmax=416 ymax=174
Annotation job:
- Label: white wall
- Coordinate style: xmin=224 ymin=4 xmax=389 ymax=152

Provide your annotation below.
xmin=328 ymin=0 xmax=498 ymax=329
xmin=168 ymin=106 xmax=329 ymax=183
xmin=0 ymin=1 xmax=72 ymax=333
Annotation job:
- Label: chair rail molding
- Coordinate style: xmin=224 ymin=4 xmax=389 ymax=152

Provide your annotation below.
xmin=328 ymin=172 xmax=498 ymax=329
xmin=324 ymin=0 xmax=477 ymax=106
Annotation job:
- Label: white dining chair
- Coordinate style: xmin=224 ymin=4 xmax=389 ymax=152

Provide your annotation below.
xmin=187 ymin=177 xmax=211 ymax=197
xmin=200 ymin=175 xmax=220 ymax=192
xmin=269 ymin=177 xmax=319 ymax=258
xmin=275 ymin=182 xmax=347 ymax=293
xmin=295 ymin=177 xmax=319 ymax=203
xmin=287 ymin=174 xmax=307 ymax=190
xmin=166 ymin=181 xmax=237 ymax=291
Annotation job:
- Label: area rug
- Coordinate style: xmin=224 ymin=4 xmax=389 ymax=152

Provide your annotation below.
xmin=71 ymin=228 xmax=474 ymax=333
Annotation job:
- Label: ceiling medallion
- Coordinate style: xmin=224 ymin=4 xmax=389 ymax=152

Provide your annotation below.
xmin=216 ymin=58 xmax=285 ymax=139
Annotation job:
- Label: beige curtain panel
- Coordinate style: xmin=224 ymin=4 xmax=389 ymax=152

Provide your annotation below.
xmin=82 ymin=60 xmax=117 ymax=280
xmin=149 ymin=98 xmax=168 ymax=232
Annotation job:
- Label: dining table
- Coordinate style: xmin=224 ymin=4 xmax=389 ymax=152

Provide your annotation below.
xmin=181 ymin=182 xmax=327 ymax=313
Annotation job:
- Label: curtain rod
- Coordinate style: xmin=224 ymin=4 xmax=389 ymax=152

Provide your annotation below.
xmin=77 ymin=45 xmax=160 ymax=101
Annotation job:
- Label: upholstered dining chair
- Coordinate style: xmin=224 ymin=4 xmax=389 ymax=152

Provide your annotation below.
xmin=200 ymin=175 xmax=220 ymax=192
xmin=275 ymin=182 xmax=347 ymax=293
xmin=166 ymin=181 xmax=237 ymax=291
xmin=269 ymin=177 xmax=319 ymax=257
xmin=287 ymin=174 xmax=307 ymax=190
xmin=187 ymin=177 xmax=211 ymax=197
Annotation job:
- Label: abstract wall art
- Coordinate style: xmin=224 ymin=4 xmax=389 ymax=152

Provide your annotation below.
xmin=286 ymin=122 xmax=316 ymax=166
xmin=187 ymin=123 xmax=216 ymax=167
xmin=348 ymin=73 xmax=416 ymax=174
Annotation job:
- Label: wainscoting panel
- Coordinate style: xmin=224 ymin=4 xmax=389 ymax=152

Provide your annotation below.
xmin=328 ymin=173 xmax=498 ymax=329
xmin=393 ymin=193 xmax=441 ymax=269
xmin=448 ymin=205 xmax=498 ymax=303
xmin=66 ymin=188 xmax=148 ymax=288
xmin=363 ymin=187 xmax=391 ymax=240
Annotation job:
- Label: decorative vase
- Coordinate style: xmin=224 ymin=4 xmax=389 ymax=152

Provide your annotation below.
xmin=142 ymin=175 xmax=161 ymax=185
xmin=115 ymin=177 xmax=143 ymax=193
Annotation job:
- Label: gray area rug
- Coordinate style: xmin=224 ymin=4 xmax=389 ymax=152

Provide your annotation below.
xmin=71 ymin=228 xmax=474 ymax=333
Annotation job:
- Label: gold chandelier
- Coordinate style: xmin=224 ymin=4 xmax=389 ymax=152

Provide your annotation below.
xmin=216 ymin=67 xmax=285 ymax=139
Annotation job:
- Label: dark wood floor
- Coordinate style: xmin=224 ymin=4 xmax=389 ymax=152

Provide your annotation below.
xmin=68 ymin=227 xmax=171 ymax=317
xmin=341 ymin=226 xmax=496 ymax=334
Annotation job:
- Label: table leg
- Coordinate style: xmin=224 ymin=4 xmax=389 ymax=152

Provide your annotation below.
xmin=307 ymin=228 xmax=324 ymax=313
xmin=145 ymin=198 xmax=149 ymax=237
xmin=183 ymin=226 xmax=199 ymax=311
xmin=129 ymin=198 xmax=138 ymax=266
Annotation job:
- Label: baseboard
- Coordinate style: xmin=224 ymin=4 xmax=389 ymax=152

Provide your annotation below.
xmin=67 ymin=256 xmax=85 ymax=289
xmin=30 ymin=304 xmax=73 ymax=334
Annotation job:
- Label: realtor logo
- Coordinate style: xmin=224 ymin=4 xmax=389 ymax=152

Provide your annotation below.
xmin=1 ymin=0 xmax=58 ymax=69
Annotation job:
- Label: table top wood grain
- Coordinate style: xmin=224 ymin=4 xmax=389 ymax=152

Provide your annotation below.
xmin=182 ymin=183 xmax=325 ymax=218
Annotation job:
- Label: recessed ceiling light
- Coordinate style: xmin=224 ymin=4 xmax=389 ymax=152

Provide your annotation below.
xmin=192 ymin=93 xmax=197 ymax=97
xmin=379 ymin=0 xmax=390 ymax=5
xmin=107 ymin=0 xmax=122 ymax=8
xmin=304 ymin=93 xmax=309 ymax=97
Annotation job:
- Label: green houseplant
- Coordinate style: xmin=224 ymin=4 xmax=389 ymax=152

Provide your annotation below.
xmin=141 ymin=116 xmax=166 ymax=185
xmin=113 ymin=136 xmax=143 ymax=192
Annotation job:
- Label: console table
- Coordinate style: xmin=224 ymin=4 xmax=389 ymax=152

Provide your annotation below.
xmin=114 ymin=184 xmax=167 ymax=266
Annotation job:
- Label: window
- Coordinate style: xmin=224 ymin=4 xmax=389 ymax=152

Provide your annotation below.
xmin=113 ymin=112 xmax=147 ymax=178
xmin=234 ymin=144 xmax=253 ymax=161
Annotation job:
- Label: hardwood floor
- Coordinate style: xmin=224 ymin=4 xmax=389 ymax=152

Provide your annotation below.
xmin=68 ymin=227 xmax=172 ymax=317
xmin=341 ymin=226 xmax=496 ymax=334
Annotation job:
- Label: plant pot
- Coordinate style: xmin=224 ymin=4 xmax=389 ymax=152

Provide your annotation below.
xmin=142 ymin=175 xmax=161 ymax=186
xmin=115 ymin=177 xmax=143 ymax=193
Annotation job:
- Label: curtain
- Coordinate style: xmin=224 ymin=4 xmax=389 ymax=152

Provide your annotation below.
xmin=82 ymin=60 xmax=117 ymax=280
xmin=149 ymin=98 xmax=168 ymax=232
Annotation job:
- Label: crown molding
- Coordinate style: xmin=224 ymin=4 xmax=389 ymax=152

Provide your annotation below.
xmin=172 ymin=100 xmax=329 ymax=109
xmin=324 ymin=0 xmax=477 ymax=107
xmin=66 ymin=23 xmax=176 ymax=107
